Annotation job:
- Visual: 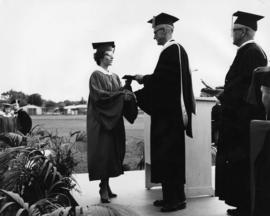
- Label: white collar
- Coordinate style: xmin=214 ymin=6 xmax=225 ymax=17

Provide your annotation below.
xmin=96 ymin=65 xmax=113 ymax=75
xmin=161 ymin=39 xmax=177 ymax=52
xmin=238 ymin=40 xmax=255 ymax=50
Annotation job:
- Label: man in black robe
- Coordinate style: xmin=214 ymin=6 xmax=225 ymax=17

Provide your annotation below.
xmin=134 ymin=12 xmax=195 ymax=213
xmin=247 ymin=67 xmax=270 ymax=216
xmin=215 ymin=11 xmax=268 ymax=216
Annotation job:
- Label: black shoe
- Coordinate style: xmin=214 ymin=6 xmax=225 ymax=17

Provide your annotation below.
xmin=107 ymin=182 xmax=117 ymax=198
xmin=108 ymin=186 xmax=117 ymax=198
xmin=153 ymin=200 xmax=165 ymax=207
xmin=160 ymin=202 xmax=186 ymax=212
xmin=227 ymin=208 xmax=239 ymax=216
xmin=99 ymin=181 xmax=110 ymax=203
xmin=100 ymin=198 xmax=110 ymax=203
xmin=108 ymin=192 xmax=117 ymax=198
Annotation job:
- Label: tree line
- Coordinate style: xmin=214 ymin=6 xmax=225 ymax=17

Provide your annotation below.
xmin=1 ymin=90 xmax=87 ymax=111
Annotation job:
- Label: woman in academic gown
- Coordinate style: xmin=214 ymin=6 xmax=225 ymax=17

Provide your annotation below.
xmin=87 ymin=41 xmax=135 ymax=203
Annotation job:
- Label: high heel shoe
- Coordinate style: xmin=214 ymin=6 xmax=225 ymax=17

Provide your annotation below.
xmin=107 ymin=184 xmax=117 ymax=198
xmin=100 ymin=197 xmax=110 ymax=203
xmin=99 ymin=181 xmax=110 ymax=203
xmin=108 ymin=191 xmax=117 ymax=198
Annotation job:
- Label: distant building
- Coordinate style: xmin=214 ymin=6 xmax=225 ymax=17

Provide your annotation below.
xmin=0 ymin=94 xmax=9 ymax=101
xmin=64 ymin=104 xmax=87 ymax=115
xmin=0 ymin=94 xmax=9 ymax=110
xmin=21 ymin=104 xmax=43 ymax=115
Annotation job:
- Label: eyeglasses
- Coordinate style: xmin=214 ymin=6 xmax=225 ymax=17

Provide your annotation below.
xmin=232 ymin=28 xmax=243 ymax=32
xmin=154 ymin=28 xmax=165 ymax=35
xmin=104 ymin=53 xmax=114 ymax=60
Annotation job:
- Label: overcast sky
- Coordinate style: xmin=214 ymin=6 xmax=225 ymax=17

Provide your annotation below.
xmin=0 ymin=0 xmax=270 ymax=102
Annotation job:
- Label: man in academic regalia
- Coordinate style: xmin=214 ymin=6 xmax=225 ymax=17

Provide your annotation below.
xmin=247 ymin=66 xmax=270 ymax=115
xmin=246 ymin=67 xmax=270 ymax=216
xmin=134 ymin=13 xmax=196 ymax=212
xmin=215 ymin=11 xmax=268 ymax=216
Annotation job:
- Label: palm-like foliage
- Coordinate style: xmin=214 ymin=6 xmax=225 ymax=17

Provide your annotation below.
xmin=0 ymin=190 xmax=140 ymax=216
xmin=0 ymin=146 xmax=76 ymax=209
xmin=0 ymin=189 xmax=72 ymax=216
xmin=0 ymin=146 xmax=29 ymax=190
xmin=46 ymin=135 xmax=78 ymax=178
xmin=0 ymin=125 xmax=80 ymax=215
xmin=0 ymin=189 xmax=41 ymax=216
xmin=0 ymin=126 xmax=140 ymax=216
xmin=28 ymin=126 xmax=80 ymax=179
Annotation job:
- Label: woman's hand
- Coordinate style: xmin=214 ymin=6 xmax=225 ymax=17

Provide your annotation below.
xmin=123 ymin=89 xmax=135 ymax=101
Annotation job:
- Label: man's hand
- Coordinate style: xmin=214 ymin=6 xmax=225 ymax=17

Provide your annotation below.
xmin=134 ymin=75 xmax=144 ymax=84
xmin=125 ymin=79 xmax=132 ymax=86
xmin=254 ymin=66 xmax=270 ymax=73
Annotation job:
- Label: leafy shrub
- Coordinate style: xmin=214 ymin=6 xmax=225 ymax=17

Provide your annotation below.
xmin=0 ymin=126 xmax=141 ymax=216
xmin=0 ymin=125 xmax=81 ymax=215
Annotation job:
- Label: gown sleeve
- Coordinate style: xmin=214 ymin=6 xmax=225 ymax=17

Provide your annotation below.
xmin=119 ymin=75 xmax=138 ymax=124
xmin=89 ymin=71 xmax=124 ymax=130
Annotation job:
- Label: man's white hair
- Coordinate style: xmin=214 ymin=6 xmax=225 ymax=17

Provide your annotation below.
xmin=154 ymin=24 xmax=174 ymax=32
xmin=233 ymin=23 xmax=256 ymax=38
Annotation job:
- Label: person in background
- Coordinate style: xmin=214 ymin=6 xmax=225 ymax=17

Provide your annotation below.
xmin=0 ymin=110 xmax=4 ymax=116
xmin=0 ymin=100 xmax=20 ymax=118
xmin=246 ymin=66 xmax=270 ymax=216
xmin=87 ymin=41 xmax=135 ymax=203
xmin=2 ymin=103 xmax=13 ymax=117
xmin=247 ymin=66 xmax=270 ymax=117
xmin=134 ymin=13 xmax=195 ymax=212
xmin=215 ymin=11 xmax=268 ymax=216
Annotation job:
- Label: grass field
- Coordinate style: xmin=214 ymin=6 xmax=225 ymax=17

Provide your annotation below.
xmin=31 ymin=114 xmax=145 ymax=173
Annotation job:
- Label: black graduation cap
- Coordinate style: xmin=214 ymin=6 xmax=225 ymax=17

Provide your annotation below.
xmin=233 ymin=11 xmax=264 ymax=31
xmin=148 ymin=12 xmax=179 ymax=28
xmin=92 ymin=41 xmax=115 ymax=51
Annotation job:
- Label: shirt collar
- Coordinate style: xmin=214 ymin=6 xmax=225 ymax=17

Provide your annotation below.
xmin=161 ymin=39 xmax=177 ymax=52
xmin=238 ymin=40 xmax=255 ymax=50
xmin=96 ymin=65 xmax=113 ymax=75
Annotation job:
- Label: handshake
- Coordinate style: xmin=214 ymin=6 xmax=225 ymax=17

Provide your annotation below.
xmin=121 ymin=75 xmax=144 ymax=102
xmin=122 ymin=75 xmax=144 ymax=85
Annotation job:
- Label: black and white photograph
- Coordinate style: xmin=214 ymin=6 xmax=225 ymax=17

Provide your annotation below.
xmin=0 ymin=0 xmax=270 ymax=215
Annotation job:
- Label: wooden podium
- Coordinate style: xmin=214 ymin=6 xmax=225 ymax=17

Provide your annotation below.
xmin=144 ymin=97 xmax=216 ymax=197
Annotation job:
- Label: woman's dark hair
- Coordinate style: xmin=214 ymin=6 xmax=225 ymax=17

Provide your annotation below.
xmin=93 ymin=48 xmax=114 ymax=66
xmin=94 ymin=49 xmax=106 ymax=66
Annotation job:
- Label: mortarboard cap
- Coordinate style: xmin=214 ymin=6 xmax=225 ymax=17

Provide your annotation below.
xmin=92 ymin=41 xmax=115 ymax=51
xmin=148 ymin=13 xmax=179 ymax=28
xmin=233 ymin=11 xmax=264 ymax=31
